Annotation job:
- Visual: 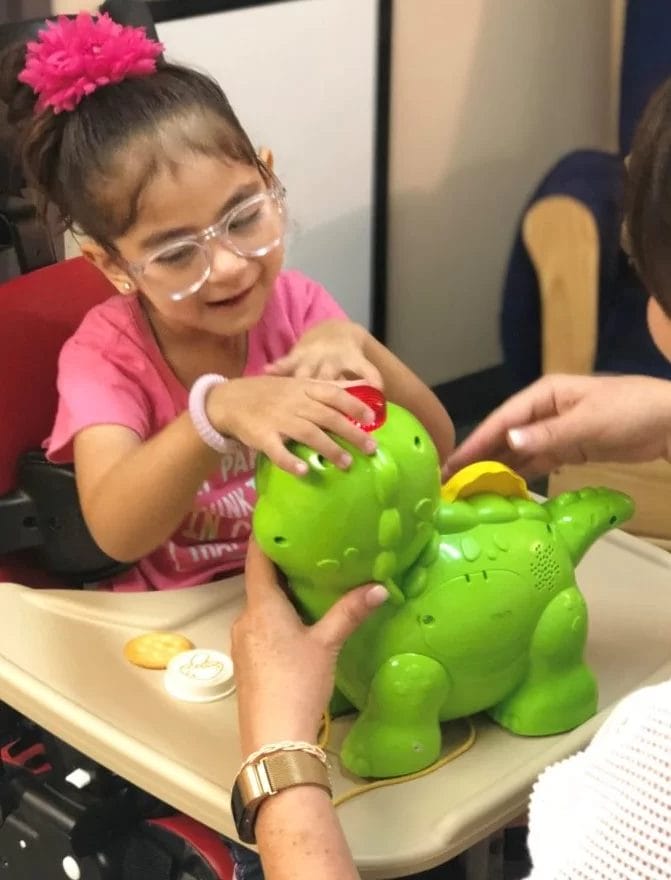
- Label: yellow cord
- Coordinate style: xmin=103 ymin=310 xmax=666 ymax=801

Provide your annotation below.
xmin=327 ymin=716 xmax=477 ymax=808
xmin=318 ymin=710 xmax=331 ymax=749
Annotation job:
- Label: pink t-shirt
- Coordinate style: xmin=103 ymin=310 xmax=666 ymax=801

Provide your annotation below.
xmin=46 ymin=270 xmax=346 ymax=591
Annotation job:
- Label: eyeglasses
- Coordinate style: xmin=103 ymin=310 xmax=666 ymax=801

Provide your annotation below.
xmin=127 ymin=185 xmax=287 ymax=302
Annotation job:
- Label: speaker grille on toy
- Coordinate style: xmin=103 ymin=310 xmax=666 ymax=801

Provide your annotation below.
xmin=530 ymin=542 xmax=560 ymax=592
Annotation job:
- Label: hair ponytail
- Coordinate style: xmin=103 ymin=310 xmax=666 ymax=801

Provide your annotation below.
xmin=1 ymin=41 xmax=68 ymax=216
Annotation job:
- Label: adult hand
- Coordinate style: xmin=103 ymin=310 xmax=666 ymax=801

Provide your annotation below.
xmin=445 ymin=374 xmax=671 ymax=479
xmin=232 ymin=541 xmax=388 ymax=757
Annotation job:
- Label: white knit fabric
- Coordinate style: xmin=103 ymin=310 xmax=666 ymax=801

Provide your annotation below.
xmin=525 ymin=680 xmax=671 ymax=879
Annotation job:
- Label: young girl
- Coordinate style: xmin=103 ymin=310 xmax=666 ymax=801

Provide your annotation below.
xmin=0 ymin=12 xmax=454 ymax=596
xmin=0 ymin=12 xmax=454 ymax=878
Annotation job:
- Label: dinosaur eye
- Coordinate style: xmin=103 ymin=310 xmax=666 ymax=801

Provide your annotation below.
xmin=310 ymin=453 xmax=333 ymax=470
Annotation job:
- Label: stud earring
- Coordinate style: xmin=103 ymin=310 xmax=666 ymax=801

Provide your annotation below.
xmin=122 ymin=281 xmax=132 ymax=292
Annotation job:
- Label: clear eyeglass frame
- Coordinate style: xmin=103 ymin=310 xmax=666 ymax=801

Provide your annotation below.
xmin=126 ymin=183 xmax=288 ymax=302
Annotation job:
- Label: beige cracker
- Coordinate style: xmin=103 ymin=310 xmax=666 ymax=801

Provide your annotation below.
xmin=124 ymin=631 xmax=194 ymax=670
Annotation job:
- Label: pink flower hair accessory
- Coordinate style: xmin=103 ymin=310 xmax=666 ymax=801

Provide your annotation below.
xmin=18 ymin=12 xmax=164 ymax=115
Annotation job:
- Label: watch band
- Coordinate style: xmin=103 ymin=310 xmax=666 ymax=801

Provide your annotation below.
xmin=188 ymin=373 xmax=233 ymax=454
xmin=231 ymin=749 xmax=331 ymax=844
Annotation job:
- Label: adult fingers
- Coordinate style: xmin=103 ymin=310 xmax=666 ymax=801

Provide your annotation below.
xmin=313 ymin=583 xmax=389 ymax=650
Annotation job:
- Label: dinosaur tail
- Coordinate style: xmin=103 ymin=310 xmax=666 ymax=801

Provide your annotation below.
xmin=545 ymin=487 xmax=635 ymax=565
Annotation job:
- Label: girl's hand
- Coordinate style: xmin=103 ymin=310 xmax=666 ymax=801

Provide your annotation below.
xmin=233 ymin=541 xmax=388 ymax=755
xmin=264 ymin=319 xmax=383 ymax=389
xmin=208 ymin=375 xmax=378 ymax=475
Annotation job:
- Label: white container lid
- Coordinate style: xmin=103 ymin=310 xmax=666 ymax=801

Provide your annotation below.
xmin=164 ymin=649 xmax=235 ymax=703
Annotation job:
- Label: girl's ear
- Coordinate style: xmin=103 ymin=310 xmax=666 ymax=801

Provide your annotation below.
xmin=80 ymin=240 xmax=136 ymax=295
xmin=258 ymin=146 xmax=274 ymax=172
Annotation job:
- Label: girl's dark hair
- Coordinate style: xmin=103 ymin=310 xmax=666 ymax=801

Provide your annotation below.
xmin=625 ymin=78 xmax=671 ymax=316
xmin=0 ymin=40 xmax=264 ymax=250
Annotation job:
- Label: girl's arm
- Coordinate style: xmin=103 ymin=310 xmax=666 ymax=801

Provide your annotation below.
xmin=75 ymin=416 xmax=219 ymax=562
xmin=75 ymin=376 xmax=377 ymax=562
xmin=362 ymin=330 xmax=455 ymax=465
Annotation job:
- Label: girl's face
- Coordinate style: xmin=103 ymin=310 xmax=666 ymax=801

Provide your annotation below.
xmin=111 ymin=153 xmax=284 ymax=340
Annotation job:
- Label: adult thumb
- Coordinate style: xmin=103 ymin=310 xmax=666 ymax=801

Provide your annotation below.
xmin=314 ymin=584 xmax=389 ymax=651
xmin=507 ymin=409 xmax=585 ymax=460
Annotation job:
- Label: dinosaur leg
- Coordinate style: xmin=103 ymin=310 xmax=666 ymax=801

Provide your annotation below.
xmin=490 ymin=585 xmax=597 ymax=735
xmin=340 ymin=653 xmax=449 ymax=778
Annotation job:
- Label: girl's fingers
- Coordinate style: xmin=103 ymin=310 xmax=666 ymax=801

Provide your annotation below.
xmin=304 ymin=402 xmax=377 ymax=455
xmin=313 ymin=363 xmax=339 ymax=382
xmin=262 ymin=434 xmax=310 ymax=476
xmin=264 ymin=356 xmax=293 ymax=376
xmin=348 ymin=358 xmax=383 ymax=390
xmin=307 ymin=382 xmax=375 ymax=425
xmin=294 ymin=363 xmax=318 ymax=380
xmin=289 ymin=420 xmax=354 ymax=469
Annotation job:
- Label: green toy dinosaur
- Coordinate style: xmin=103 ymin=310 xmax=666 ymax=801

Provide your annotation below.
xmin=253 ymin=399 xmax=634 ymax=778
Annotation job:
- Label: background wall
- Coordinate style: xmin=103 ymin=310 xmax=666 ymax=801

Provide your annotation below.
xmin=155 ymin=1 xmax=376 ymax=328
xmin=3 ymin=1 xmax=50 ymax=21
xmin=387 ymin=0 xmax=622 ymax=386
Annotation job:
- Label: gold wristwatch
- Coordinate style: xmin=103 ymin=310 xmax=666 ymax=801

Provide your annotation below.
xmin=231 ymin=750 xmax=331 ymax=844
